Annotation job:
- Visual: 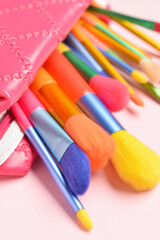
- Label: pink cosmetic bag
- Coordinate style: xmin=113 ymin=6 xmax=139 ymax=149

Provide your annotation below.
xmin=0 ymin=0 xmax=91 ymax=112
xmin=0 ymin=0 xmax=91 ymax=176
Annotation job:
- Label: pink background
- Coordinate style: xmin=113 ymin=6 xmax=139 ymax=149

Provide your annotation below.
xmin=1 ymin=0 xmax=160 ymax=239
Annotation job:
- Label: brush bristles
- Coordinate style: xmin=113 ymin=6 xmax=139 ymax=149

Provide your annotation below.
xmin=89 ymin=75 xmax=130 ymax=112
xmin=139 ymin=59 xmax=160 ymax=83
xmin=60 ymin=143 xmax=90 ymax=195
xmin=111 ymin=130 xmax=160 ymax=190
xmin=64 ymin=113 xmax=115 ymax=171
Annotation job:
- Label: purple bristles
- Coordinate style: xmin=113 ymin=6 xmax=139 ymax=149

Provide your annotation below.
xmin=60 ymin=143 xmax=90 ymax=195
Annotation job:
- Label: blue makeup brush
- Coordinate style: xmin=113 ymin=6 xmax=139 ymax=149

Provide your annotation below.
xmin=18 ymin=89 xmax=90 ymax=195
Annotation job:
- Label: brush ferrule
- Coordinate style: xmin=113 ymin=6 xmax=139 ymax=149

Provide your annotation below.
xmin=25 ymin=127 xmax=83 ymax=213
xmin=30 ymin=109 xmax=73 ymax=162
xmin=77 ymin=93 xmax=124 ymax=134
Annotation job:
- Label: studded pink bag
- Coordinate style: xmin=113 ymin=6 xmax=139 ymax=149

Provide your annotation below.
xmin=0 ymin=0 xmax=91 ymax=175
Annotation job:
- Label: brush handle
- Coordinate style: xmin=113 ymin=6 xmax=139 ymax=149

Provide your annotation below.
xmin=84 ymin=23 xmax=142 ymax=63
xmin=66 ymin=33 xmax=104 ymax=73
xmin=44 ymin=50 xmax=93 ymax=103
xmin=31 ymin=68 xmax=81 ymax=123
xmin=88 ymin=6 xmax=157 ymax=31
xmin=77 ymin=93 xmax=124 ymax=134
xmin=63 ymin=50 xmax=96 ymax=81
xmin=98 ymin=47 xmax=134 ymax=75
xmin=65 ymin=43 xmax=108 ymax=77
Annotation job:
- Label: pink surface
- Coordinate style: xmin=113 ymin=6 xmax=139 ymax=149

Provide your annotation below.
xmin=1 ymin=1 xmax=160 ymax=239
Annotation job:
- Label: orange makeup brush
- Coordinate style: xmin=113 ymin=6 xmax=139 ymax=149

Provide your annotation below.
xmin=30 ymin=68 xmax=115 ymax=171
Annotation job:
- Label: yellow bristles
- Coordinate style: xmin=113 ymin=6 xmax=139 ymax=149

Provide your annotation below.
xmin=111 ymin=130 xmax=160 ymax=190
xmin=76 ymin=209 xmax=93 ymax=230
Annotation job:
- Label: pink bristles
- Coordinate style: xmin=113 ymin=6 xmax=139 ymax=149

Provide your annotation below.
xmin=89 ymin=75 xmax=130 ymax=112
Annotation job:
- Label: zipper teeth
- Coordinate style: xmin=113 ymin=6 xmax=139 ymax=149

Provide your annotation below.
xmin=0 ymin=112 xmax=13 ymax=139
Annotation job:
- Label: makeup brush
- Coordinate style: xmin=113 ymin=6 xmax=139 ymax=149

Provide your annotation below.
xmin=45 ymin=49 xmax=160 ymax=191
xmin=11 ymin=103 xmax=93 ymax=230
xmin=59 ymin=43 xmax=130 ymax=112
xmin=31 ymin=68 xmax=115 ymax=171
xmin=71 ymin=23 xmax=144 ymax=106
xmin=19 ymin=89 xmax=90 ymax=195
xmin=88 ymin=5 xmax=160 ymax=33
xmin=83 ymin=21 xmax=160 ymax=83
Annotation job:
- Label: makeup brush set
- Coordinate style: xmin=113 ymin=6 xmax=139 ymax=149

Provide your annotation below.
xmin=1 ymin=0 xmax=160 ymax=231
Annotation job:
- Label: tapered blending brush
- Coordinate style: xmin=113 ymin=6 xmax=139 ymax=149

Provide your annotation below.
xmin=88 ymin=5 xmax=160 ymax=33
xmin=83 ymin=21 xmax=160 ymax=83
xmin=45 ymin=49 xmax=160 ymax=191
xmin=18 ymin=89 xmax=90 ymax=195
xmin=58 ymin=43 xmax=130 ymax=112
xmin=11 ymin=103 xmax=93 ymax=230
xmin=31 ymin=68 xmax=115 ymax=171
xmin=71 ymin=23 xmax=144 ymax=106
